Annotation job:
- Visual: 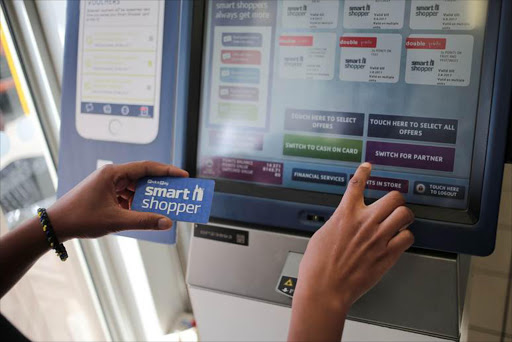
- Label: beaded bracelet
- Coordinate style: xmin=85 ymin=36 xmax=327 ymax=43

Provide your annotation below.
xmin=37 ymin=208 xmax=68 ymax=261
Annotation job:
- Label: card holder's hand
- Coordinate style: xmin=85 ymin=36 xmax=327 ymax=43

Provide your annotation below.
xmin=47 ymin=161 xmax=189 ymax=241
xmin=289 ymin=163 xmax=415 ymax=342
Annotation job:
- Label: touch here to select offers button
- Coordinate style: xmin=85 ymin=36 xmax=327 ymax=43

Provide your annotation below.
xmin=292 ymin=168 xmax=347 ymax=186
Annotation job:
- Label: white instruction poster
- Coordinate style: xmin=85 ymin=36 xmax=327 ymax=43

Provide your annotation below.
xmin=282 ymin=0 xmax=339 ymax=29
xmin=410 ymin=0 xmax=483 ymax=31
xmin=279 ymin=33 xmax=336 ymax=80
xmin=405 ymin=34 xmax=474 ymax=86
xmin=339 ymin=34 xmax=402 ymax=83
xmin=343 ymin=0 xmax=405 ymax=29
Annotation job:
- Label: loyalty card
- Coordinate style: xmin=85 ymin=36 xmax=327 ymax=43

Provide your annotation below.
xmin=132 ymin=177 xmax=215 ymax=224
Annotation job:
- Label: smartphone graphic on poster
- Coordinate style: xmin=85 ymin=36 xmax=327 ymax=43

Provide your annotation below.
xmin=75 ymin=1 xmax=164 ymax=144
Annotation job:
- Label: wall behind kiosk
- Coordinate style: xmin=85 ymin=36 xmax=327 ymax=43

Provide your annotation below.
xmin=189 ymin=0 xmax=512 ymax=256
xmin=58 ymin=0 xmax=193 ymax=244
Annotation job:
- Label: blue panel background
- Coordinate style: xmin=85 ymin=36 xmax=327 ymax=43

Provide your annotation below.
xmin=58 ymin=1 xmax=192 ymax=244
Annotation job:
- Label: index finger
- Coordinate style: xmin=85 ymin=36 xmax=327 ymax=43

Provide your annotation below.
xmin=114 ymin=161 xmax=189 ymax=181
xmin=339 ymin=162 xmax=372 ymax=210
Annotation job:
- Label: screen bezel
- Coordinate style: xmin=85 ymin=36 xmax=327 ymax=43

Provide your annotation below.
xmin=186 ymin=0 xmax=503 ymax=227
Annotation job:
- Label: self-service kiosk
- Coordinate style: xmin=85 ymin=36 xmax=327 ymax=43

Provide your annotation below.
xmin=58 ymin=0 xmax=510 ymax=340
xmin=185 ymin=0 xmax=511 ymax=340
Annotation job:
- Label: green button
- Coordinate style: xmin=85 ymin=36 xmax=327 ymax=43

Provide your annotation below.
xmin=283 ymin=134 xmax=362 ymax=162
xmin=218 ymin=102 xmax=258 ymax=121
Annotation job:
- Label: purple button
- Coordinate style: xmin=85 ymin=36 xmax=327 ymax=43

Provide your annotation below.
xmin=350 ymin=175 xmax=409 ymax=193
xmin=365 ymin=141 xmax=455 ymax=172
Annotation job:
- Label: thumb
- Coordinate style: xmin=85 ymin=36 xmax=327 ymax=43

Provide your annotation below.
xmin=116 ymin=209 xmax=173 ymax=231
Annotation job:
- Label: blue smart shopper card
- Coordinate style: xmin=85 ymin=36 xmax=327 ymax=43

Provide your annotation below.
xmin=132 ymin=177 xmax=215 ymax=225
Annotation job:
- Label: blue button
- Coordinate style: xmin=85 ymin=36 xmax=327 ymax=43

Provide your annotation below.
xmin=292 ymin=168 xmax=347 ymax=186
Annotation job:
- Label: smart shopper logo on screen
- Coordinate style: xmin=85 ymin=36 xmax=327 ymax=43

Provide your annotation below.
xmin=411 ymin=59 xmax=435 ymax=72
xmin=286 ymin=4 xmax=307 ymax=17
xmin=133 ymin=178 xmax=215 ymax=224
xmin=347 ymin=4 xmax=371 ymax=17
xmin=414 ymin=4 xmax=440 ymax=18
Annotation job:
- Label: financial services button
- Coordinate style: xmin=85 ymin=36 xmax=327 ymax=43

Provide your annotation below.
xmin=109 ymin=119 xmax=122 ymax=135
xmin=292 ymin=168 xmax=347 ymax=186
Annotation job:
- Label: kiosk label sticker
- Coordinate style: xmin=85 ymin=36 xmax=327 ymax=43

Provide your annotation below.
xmin=285 ymin=109 xmax=364 ymax=136
xmin=279 ymin=33 xmax=336 ymax=80
xmin=368 ymin=114 xmax=458 ymax=144
xmin=283 ymin=134 xmax=362 ymax=162
xmin=282 ymin=0 xmax=339 ymax=29
xmin=340 ymin=34 xmax=402 ymax=83
xmin=366 ymin=141 xmax=455 ymax=171
xmin=414 ymin=181 xmax=465 ymax=200
xmin=194 ymin=225 xmax=249 ymax=246
xmin=343 ymin=0 xmax=406 ymax=29
xmin=292 ymin=169 xmax=347 ymax=186
xmin=200 ymin=157 xmax=283 ymax=185
xmin=410 ymin=0 xmax=479 ymax=31
xmin=132 ymin=177 xmax=215 ymax=225
xmin=277 ymin=276 xmax=297 ymax=296
xmin=405 ymin=35 xmax=474 ymax=86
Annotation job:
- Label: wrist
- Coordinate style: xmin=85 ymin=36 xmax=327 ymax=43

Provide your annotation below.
xmin=293 ymin=280 xmax=351 ymax=317
xmin=46 ymin=206 xmax=72 ymax=242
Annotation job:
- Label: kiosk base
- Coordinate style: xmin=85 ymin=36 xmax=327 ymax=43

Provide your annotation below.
xmin=187 ymin=222 xmax=470 ymax=341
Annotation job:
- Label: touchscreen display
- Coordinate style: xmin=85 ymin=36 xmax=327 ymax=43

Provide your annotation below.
xmin=197 ymin=0 xmax=489 ymax=209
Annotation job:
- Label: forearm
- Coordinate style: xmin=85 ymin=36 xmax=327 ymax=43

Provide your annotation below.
xmin=288 ymin=287 xmax=349 ymax=342
xmin=0 ymin=216 xmax=50 ymax=298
